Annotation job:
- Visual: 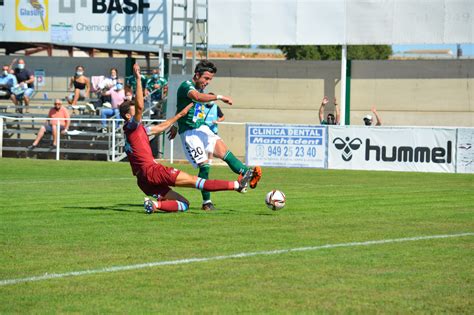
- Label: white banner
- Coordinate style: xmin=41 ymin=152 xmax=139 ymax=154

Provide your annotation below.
xmin=328 ymin=126 xmax=456 ymax=173
xmin=246 ymin=124 xmax=326 ymax=168
xmin=1 ymin=1 xmax=472 ymax=46
xmin=456 ymin=128 xmax=474 ymax=174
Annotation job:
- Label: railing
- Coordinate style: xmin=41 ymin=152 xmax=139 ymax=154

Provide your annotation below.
xmin=0 ymin=116 xmax=165 ymax=161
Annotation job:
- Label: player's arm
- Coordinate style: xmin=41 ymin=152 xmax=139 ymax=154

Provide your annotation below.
xmin=149 ymin=103 xmax=193 ymax=135
xmin=372 ymin=105 xmax=382 ymax=126
xmin=319 ymin=96 xmax=328 ymax=123
xmin=188 ymin=89 xmax=233 ymax=105
xmin=133 ymin=64 xmax=144 ymax=121
xmin=334 ymin=97 xmax=340 ymax=125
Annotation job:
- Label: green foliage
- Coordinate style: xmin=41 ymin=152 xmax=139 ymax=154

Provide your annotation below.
xmin=0 ymin=159 xmax=472 ymax=313
xmin=278 ymin=45 xmax=393 ymax=60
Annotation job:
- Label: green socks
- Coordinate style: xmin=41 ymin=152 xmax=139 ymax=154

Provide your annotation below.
xmin=223 ymin=151 xmax=249 ymax=175
xmin=198 ymin=163 xmax=211 ymax=202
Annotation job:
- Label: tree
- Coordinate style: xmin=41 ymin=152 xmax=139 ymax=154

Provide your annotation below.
xmin=278 ymin=45 xmax=392 ymax=60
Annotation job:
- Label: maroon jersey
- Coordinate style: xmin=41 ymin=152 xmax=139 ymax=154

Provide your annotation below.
xmin=123 ymin=118 xmax=155 ymax=176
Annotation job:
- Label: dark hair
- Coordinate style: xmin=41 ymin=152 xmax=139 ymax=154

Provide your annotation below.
xmin=75 ymin=65 xmax=84 ymax=71
xmin=110 ymin=68 xmax=118 ymax=75
xmin=119 ymin=100 xmax=134 ymax=120
xmin=194 ymin=60 xmax=217 ymax=75
xmin=327 ymin=113 xmax=335 ymax=125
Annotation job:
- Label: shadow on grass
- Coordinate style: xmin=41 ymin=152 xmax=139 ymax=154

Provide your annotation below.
xmin=63 ymin=203 xmax=142 ymax=213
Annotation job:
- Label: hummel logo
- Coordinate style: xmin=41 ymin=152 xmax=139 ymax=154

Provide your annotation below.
xmin=333 ymin=137 xmax=362 ymax=161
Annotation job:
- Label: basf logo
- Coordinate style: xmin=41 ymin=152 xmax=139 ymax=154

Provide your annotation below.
xmin=16 ymin=0 xmax=48 ymax=32
xmin=58 ymin=0 xmax=150 ymax=14
xmin=328 ymin=127 xmax=456 ymax=173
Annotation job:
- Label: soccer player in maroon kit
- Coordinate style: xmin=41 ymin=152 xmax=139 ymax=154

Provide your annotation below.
xmin=119 ymin=64 xmax=253 ymax=213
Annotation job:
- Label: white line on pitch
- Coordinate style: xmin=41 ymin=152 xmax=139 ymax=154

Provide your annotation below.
xmin=1 ymin=232 xmax=472 ymax=287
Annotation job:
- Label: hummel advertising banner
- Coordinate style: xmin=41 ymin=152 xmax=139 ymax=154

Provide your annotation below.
xmin=246 ymin=124 xmax=326 ymax=168
xmin=456 ymin=128 xmax=474 ymax=174
xmin=328 ymin=126 xmax=456 ymax=173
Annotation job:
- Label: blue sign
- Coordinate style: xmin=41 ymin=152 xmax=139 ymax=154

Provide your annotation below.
xmin=246 ymin=124 xmax=327 ymax=168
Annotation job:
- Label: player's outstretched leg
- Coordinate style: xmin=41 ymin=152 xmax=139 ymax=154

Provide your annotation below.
xmin=174 ymin=170 xmax=251 ymax=193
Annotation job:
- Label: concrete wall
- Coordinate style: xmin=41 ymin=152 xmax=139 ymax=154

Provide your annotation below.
xmin=167 ymin=59 xmax=474 ymax=158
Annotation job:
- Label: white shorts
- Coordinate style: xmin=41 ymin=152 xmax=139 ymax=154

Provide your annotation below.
xmin=180 ymin=125 xmax=221 ymax=168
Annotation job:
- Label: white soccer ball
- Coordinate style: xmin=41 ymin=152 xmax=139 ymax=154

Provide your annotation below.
xmin=265 ymin=190 xmax=286 ymax=211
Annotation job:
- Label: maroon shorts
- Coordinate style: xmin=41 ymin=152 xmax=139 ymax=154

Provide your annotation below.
xmin=136 ymin=163 xmax=181 ymax=198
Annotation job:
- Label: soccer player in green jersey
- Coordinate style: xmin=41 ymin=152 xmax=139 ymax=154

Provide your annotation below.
xmin=170 ymin=60 xmax=262 ymax=211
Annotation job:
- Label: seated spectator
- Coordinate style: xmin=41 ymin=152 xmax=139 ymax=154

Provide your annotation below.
xmin=363 ymin=105 xmax=382 ymax=126
xmin=67 ymin=65 xmax=90 ymax=107
xmin=27 ymin=99 xmax=70 ymax=149
xmin=94 ymin=67 xmax=119 ymax=110
xmin=100 ymin=81 xmax=126 ymax=133
xmin=146 ymin=68 xmax=168 ymax=102
xmin=11 ymin=59 xmax=35 ymax=113
xmin=319 ymin=96 xmax=340 ymax=125
xmin=0 ymin=65 xmax=17 ymax=100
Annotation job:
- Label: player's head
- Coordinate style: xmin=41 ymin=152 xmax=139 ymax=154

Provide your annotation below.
xmin=363 ymin=115 xmax=373 ymax=126
xmin=193 ymin=60 xmax=217 ymax=89
xmin=119 ymin=100 xmax=135 ymax=121
xmin=327 ymin=113 xmax=336 ymax=125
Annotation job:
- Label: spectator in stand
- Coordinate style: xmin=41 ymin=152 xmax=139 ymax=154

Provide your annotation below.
xmin=100 ymin=80 xmax=126 ymax=133
xmin=11 ymin=59 xmax=35 ymax=113
xmin=146 ymin=68 xmax=168 ymax=102
xmin=67 ymin=66 xmax=90 ymax=109
xmin=96 ymin=68 xmax=119 ymax=108
xmin=363 ymin=105 xmax=382 ymax=126
xmin=27 ymin=99 xmax=70 ymax=150
xmin=319 ymin=96 xmax=340 ymax=125
xmin=0 ymin=65 xmax=17 ymax=100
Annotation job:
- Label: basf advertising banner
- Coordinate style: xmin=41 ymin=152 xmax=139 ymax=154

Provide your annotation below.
xmin=328 ymin=126 xmax=456 ymax=173
xmin=0 ymin=0 xmax=166 ymax=45
xmin=246 ymin=124 xmax=326 ymax=168
xmin=456 ymin=128 xmax=474 ymax=174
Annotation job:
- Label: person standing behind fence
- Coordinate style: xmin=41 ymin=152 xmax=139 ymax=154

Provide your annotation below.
xmin=27 ymin=99 xmax=70 ymax=150
xmin=11 ymin=59 xmax=35 ymax=113
xmin=146 ymin=68 xmax=168 ymax=102
xmin=67 ymin=66 xmax=90 ymax=108
xmin=363 ymin=105 xmax=382 ymax=126
xmin=100 ymin=81 xmax=126 ymax=133
xmin=319 ymin=96 xmax=340 ymax=125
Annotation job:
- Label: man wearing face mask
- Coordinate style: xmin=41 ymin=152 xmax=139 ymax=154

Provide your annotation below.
xmin=319 ymin=96 xmax=340 ymax=125
xmin=100 ymin=80 xmax=126 ymax=133
xmin=0 ymin=65 xmax=17 ymax=100
xmin=146 ymin=68 xmax=168 ymax=102
xmin=11 ymin=59 xmax=35 ymax=112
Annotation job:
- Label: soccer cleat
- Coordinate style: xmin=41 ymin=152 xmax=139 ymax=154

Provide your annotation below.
xmin=249 ymin=166 xmax=262 ymax=189
xmin=237 ymin=169 xmax=253 ymax=193
xmin=144 ymin=198 xmax=156 ymax=214
xmin=201 ymin=202 xmax=217 ymax=211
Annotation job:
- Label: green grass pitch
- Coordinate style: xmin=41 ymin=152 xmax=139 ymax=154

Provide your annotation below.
xmin=0 ymin=158 xmax=473 ymax=313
